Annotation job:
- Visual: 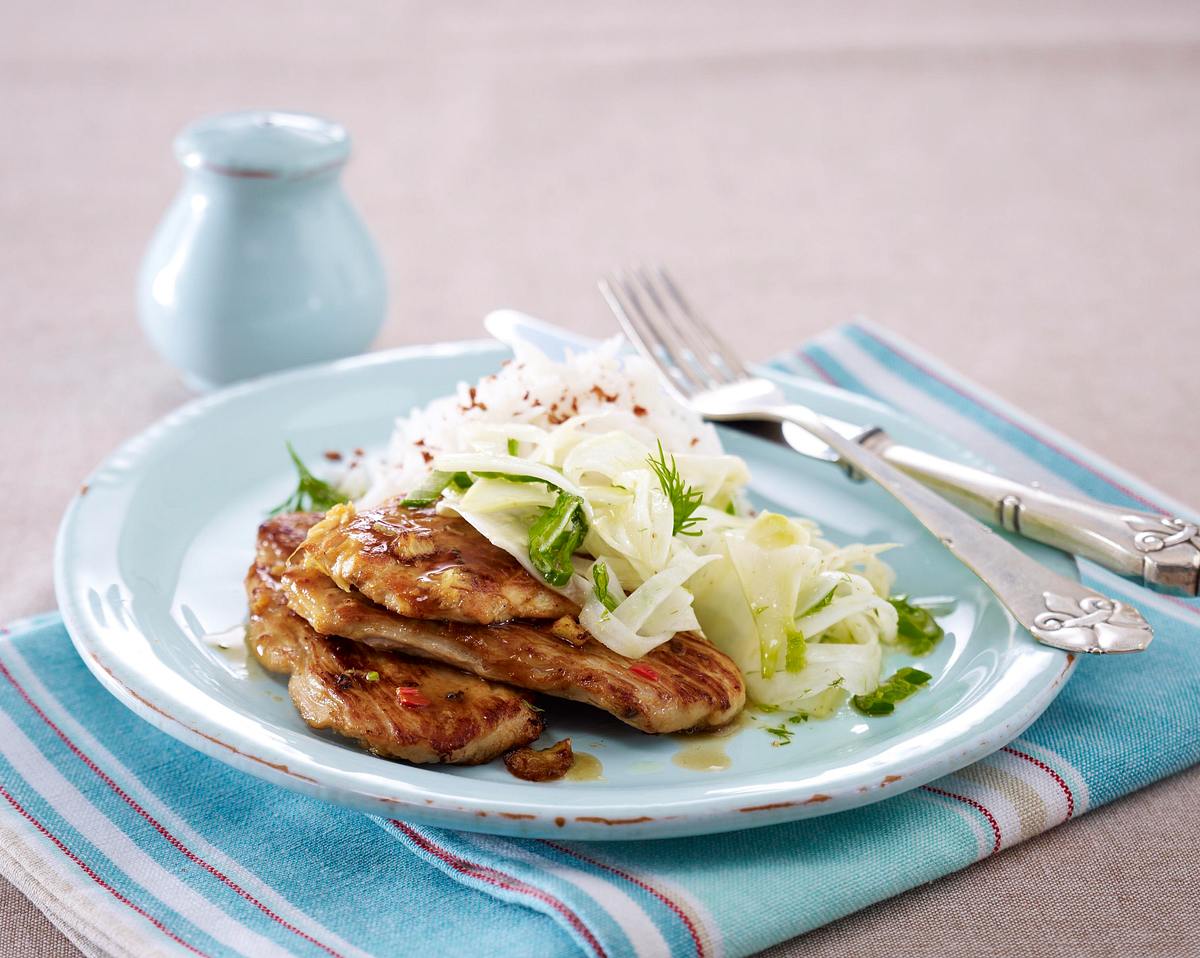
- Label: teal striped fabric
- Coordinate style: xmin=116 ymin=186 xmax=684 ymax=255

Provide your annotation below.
xmin=2 ymin=322 xmax=1197 ymax=958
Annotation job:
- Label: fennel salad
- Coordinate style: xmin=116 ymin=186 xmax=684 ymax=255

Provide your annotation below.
xmin=291 ymin=341 xmax=952 ymax=724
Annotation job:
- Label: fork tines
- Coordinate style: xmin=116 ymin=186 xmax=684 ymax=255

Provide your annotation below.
xmin=598 ymin=267 xmax=749 ymax=399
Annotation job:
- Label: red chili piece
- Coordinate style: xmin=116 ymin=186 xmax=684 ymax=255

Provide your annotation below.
xmin=396 ymin=687 xmax=431 ymax=707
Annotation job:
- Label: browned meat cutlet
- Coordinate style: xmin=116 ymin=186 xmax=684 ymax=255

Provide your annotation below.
xmin=289 ymin=637 xmax=544 ymax=766
xmin=296 ymin=500 xmax=578 ymax=624
xmin=284 ymin=565 xmax=746 ymax=733
xmin=246 ymin=511 xmax=322 ymax=673
xmin=246 ymin=514 xmax=543 ymax=764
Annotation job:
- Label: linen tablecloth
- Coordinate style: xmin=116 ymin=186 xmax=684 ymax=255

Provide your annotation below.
xmin=3 ymin=3 xmax=1199 ymax=954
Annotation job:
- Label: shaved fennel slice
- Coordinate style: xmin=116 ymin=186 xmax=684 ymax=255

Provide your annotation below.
xmin=747 ymin=641 xmax=883 ymax=706
xmin=579 ymin=552 xmax=718 ymax=658
xmin=672 ymin=453 xmax=751 ymax=507
xmin=431 ymin=453 xmax=593 ymax=514
xmin=454 ymin=477 xmax=557 ymax=513
xmin=795 ymin=583 xmax=890 ymax=639
xmin=458 ymin=422 xmax=553 ymax=457
xmin=725 ymin=536 xmax=818 ymax=677
xmin=561 ymin=432 xmax=651 ymax=486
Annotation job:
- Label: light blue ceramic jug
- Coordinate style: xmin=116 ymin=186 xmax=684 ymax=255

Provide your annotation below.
xmin=138 ymin=110 xmax=387 ymax=389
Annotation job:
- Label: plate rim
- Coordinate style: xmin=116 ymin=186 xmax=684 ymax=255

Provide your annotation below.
xmin=54 ymin=337 xmax=1077 ymax=840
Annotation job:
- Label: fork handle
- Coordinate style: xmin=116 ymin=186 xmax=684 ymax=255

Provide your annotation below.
xmin=863 ymin=436 xmax=1200 ymax=597
xmin=764 ymin=404 xmax=1154 ymax=653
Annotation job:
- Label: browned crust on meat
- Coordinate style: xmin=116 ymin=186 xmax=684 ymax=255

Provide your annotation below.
xmin=258 ymin=511 xmax=323 ymax=575
xmin=283 ymin=566 xmax=746 ymax=733
xmin=504 ymin=739 xmax=574 ymax=781
xmin=290 ymin=636 xmax=544 ymax=764
xmin=248 ymin=514 xmax=543 ymax=764
xmin=295 ymin=500 xmax=578 ymax=624
xmin=549 ymin=616 xmax=590 ymax=647
xmin=245 ymin=562 xmax=308 ymax=674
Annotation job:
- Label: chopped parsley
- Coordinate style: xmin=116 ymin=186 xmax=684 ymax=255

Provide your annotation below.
xmin=592 ymin=561 xmax=619 ymax=612
xmin=270 ymin=442 xmax=350 ymax=515
xmin=889 ymin=595 xmax=945 ymax=656
xmin=507 ymin=437 xmax=520 ymax=456
xmin=763 ymin=723 xmax=793 ymax=746
xmin=851 ymin=666 xmax=932 ymax=717
xmin=788 ymin=711 xmax=809 ymax=724
xmin=646 ymin=441 xmax=705 ymax=537
xmin=528 ymin=491 xmax=588 ymax=587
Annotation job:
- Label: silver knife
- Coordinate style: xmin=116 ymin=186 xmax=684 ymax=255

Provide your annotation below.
xmin=484 ymin=310 xmax=1200 ymax=597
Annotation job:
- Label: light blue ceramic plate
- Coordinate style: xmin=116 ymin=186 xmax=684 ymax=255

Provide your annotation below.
xmin=55 ymin=325 xmax=1076 ymax=840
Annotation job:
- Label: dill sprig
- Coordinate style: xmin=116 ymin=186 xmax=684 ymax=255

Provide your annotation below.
xmin=646 ymin=441 xmax=705 ymax=537
xmin=269 ymin=442 xmax=349 ymax=515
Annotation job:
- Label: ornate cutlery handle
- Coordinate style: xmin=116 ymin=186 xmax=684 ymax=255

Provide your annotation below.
xmin=765 ymin=404 xmax=1154 ymax=654
xmin=860 ymin=437 xmax=1200 ymax=597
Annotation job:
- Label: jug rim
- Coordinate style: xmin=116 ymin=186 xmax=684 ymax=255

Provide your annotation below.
xmin=174 ymin=110 xmax=350 ymax=180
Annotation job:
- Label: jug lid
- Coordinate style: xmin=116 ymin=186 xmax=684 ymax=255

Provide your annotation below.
xmin=174 ymin=110 xmax=350 ymax=180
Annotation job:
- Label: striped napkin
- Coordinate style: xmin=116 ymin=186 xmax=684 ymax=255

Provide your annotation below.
xmin=3 ymin=322 xmax=1197 ymax=958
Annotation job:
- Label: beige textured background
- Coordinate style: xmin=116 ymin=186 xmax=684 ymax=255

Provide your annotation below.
xmin=1 ymin=2 xmax=1198 ymax=955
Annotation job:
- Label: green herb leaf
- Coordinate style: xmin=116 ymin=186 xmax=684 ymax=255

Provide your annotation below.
xmin=801 ymin=584 xmax=839 ymax=617
xmin=592 ymin=561 xmax=619 ymax=612
xmin=788 ymin=711 xmax=809 ymax=724
xmin=270 ymin=442 xmax=350 ymax=515
xmin=365 ymin=671 xmax=380 ymax=682
xmin=646 ymin=441 xmax=705 ymax=537
xmin=528 ymin=491 xmax=588 ymax=587
xmin=507 ymin=437 xmax=520 ymax=456
xmin=888 ymin=595 xmax=945 ymax=655
xmin=850 ymin=666 xmax=933 ymax=717
xmin=785 ymin=629 xmax=807 ymax=673
xmin=763 ymin=723 xmax=793 ymax=746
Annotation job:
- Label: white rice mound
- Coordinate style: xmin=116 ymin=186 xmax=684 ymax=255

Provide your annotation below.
xmin=359 ymin=338 xmax=723 ymax=504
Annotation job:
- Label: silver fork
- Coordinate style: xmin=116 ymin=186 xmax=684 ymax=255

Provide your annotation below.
xmin=599 ymin=267 xmax=1154 ymax=654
